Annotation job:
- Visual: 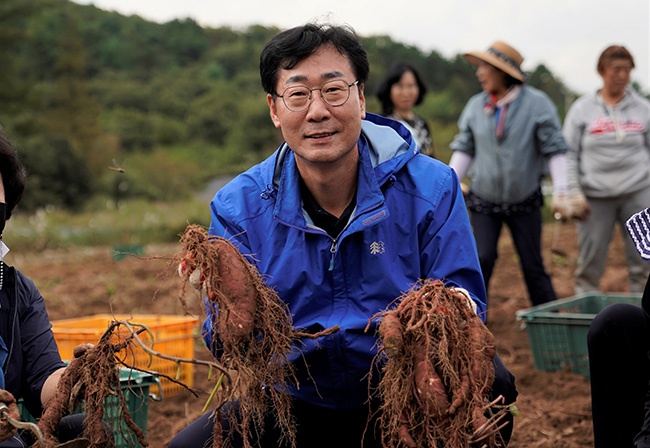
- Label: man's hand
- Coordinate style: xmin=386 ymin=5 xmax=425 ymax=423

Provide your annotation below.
xmin=0 ymin=390 xmax=20 ymax=442
xmin=178 ymin=253 xmax=205 ymax=292
xmin=551 ymin=193 xmax=572 ymax=221
xmin=73 ymin=343 xmax=95 ymax=359
xmin=451 ymin=287 xmax=477 ymax=314
xmin=567 ymin=192 xmax=590 ymax=221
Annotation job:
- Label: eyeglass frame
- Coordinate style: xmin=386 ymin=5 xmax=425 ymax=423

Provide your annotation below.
xmin=274 ymin=79 xmax=360 ymax=112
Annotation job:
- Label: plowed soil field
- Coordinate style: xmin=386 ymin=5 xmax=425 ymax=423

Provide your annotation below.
xmin=9 ymin=220 xmax=633 ymax=447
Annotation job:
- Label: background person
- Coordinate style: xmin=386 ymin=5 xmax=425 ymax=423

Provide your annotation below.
xmin=169 ymin=23 xmax=517 ymax=448
xmin=448 ymin=40 xmax=571 ymax=309
xmin=375 ymin=61 xmax=435 ymax=157
xmin=587 ymin=206 xmax=650 ymax=447
xmin=562 ymin=45 xmax=650 ymax=295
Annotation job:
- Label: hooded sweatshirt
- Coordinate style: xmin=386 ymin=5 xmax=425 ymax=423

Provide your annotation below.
xmin=563 ymin=88 xmax=650 ymax=198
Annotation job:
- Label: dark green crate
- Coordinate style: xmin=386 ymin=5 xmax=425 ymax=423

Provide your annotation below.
xmin=111 ymin=245 xmax=144 ymax=261
xmin=103 ymin=369 xmax=161 ymax=447
xmin=19 ymin=368 xmax=161 ymax=448
xmin=515 ymin=293 xmax=641 ymax=377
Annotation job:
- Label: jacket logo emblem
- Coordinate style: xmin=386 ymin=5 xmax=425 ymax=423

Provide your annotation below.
xmin=370 ymin=241 xmax=385 ymax=255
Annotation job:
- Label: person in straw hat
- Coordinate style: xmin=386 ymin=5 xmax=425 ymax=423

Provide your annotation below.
xmin=448 ymin=41 xmax=572 ymax=311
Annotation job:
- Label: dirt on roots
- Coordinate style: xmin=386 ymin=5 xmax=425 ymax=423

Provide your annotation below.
xmin=8 ymin=220 xmax=632 ymax=447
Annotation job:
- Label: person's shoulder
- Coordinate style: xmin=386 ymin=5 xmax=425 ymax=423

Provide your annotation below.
xmin=466 ymin=91 xmax=486 ymax=105
xmin=521 ymin=85 xmax=563 ymax=114
xmin=12 ymin=266 xmax=38 ymax=290
xmin=403 ymin=154 xmax=454 ymax=186
xmin=218 ymin=152 xmax=278 ymax=196
xmin=213 ymin=150 xmax=282 ymax=221
xmin=627 ymin=89 xmax=650 ymax=109
xmin=566 ymin=92 xmax=600 ymax=114
xmin=1 ymin=264 xmax=41 ymax=303
xmin=402 ymin=156 xmax=458 ymax=205
xmin=522 ymin=85 xmax=554 ymax=103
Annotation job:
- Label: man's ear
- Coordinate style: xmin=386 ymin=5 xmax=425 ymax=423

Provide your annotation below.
xmin=267 ymin=94 xmax=281 ymax=128
xmin=358 ymin=83 xmax=366 ymax=119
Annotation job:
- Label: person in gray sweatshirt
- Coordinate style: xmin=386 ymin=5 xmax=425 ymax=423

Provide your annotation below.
xmin=563 ymin=45 xmax=650 ymax=295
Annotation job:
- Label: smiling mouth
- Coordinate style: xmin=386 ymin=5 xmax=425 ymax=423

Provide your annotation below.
xmin=307 ymin=132 xmax=335 ymax=139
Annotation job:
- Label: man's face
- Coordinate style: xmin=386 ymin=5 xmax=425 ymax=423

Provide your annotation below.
xmin=267 ymin=45 xmax=366 ymax=169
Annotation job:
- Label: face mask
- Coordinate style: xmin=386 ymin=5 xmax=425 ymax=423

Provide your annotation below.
xmin=0 ymin=203 xmax=6 ymax=237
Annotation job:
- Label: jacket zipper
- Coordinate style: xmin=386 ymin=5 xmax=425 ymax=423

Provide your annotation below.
xmin=328 ymin=238 xmax=337 ymax=271
xmin=326 ymin=199 xmax=388 ymax=271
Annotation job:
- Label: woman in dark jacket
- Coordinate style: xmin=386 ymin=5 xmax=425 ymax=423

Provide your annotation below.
xmin=0 ymin=128 xmax=88 ymax=446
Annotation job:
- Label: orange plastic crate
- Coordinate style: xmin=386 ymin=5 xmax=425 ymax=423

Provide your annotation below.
xmin=51 ymin=314 xmax=199 ymax=398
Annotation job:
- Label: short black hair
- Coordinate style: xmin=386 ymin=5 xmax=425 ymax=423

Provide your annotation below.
xmin=375 ymin=62 xmax=428 ymax=115
xmin=259 ymin=23 xmax=369 ymax=96
xmin=0 ymin=128 xmax=26 ymax=220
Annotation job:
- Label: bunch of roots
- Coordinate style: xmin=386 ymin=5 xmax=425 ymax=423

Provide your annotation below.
xmin=177 ymin=225 xmax=298 ymax=448
xmin=38 ymin=325 xmax=148 ymax=448
xmin=372 ymin=279 xmax=509 ymax=448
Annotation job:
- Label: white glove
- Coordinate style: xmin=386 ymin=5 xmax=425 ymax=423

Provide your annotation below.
xmin=178 ymin=255 xmax=204 ymax=291
xmin=551 ymin=193 xmax=572 ymax=221
xmin=451 ymin=287 xmax=478 ymax=315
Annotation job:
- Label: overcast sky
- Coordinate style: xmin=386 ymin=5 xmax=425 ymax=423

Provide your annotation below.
xmin=73 ymin=0 xmax=649 ymax=96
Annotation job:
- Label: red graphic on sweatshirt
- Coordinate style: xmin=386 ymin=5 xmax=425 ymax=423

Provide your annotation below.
xmin=588 ymin=117 xmax=645 ymax=135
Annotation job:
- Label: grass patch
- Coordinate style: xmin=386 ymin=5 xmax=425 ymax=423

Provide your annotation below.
xmin=5 ymin=196 xmax=212 ymax=252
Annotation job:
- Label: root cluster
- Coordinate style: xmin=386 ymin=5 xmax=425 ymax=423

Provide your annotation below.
xmin=38 ymin=325 xmax=148 ymax=448
xmin=372 ymin=279 xmax=507 ymax=448
xmin=177 ymin=225 xmax=298 ymax=448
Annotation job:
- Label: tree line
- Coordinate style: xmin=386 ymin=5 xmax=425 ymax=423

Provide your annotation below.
xmin=2 ymin=0 xmax=642 ymax=213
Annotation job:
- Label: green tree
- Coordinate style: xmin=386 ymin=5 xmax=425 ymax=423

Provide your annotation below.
xmin=186 ymin=82 xmax=241 ymax=145
xmin=19 ymin=136 xmax=92 ymax=211
xmin=0 ymin=0 xmax=52 ymax=118
xmin=44 ymin=4 xmax=103 ymax=162
xmin=0 ymin=0 xmax=595 ymax=210
xmin=160 ymin=18 xmax=209 ymax=65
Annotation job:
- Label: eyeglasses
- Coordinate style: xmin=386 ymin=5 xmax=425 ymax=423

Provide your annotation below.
xmin=275 ymin=79 xmax=360 ymax=112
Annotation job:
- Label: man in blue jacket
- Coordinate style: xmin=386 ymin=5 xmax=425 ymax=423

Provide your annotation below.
xmin=170 ymin=22 xmax=517 ymax=448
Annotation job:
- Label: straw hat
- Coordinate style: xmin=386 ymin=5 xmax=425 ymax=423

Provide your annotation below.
xmin=463 ymin=41 xmax=527 ymax=82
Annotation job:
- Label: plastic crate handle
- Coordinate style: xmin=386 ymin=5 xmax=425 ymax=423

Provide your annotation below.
xmin=148 ymin=376 xmax=164 ymax=402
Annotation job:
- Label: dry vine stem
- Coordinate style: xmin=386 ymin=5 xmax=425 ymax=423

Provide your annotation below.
xmin=370 ymin=279 xmax=509 ymax=448
xmin=37 ymin=322 xmax=147 ymax=448
xmin=36 ymin=320 xmax=226 ymax=448
xmin=178 ymin=224 xmax=338 ymax=448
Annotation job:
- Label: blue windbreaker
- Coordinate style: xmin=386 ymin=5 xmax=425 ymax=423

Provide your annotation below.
xmin=205 ymin=113 xmax=486 ymax=410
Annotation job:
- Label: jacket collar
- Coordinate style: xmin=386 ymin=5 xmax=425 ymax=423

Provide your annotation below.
xmin=270 ymin=113 xmax=416 ymax=188
xmin=269 ymin=113 xmax=417 ymax=230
